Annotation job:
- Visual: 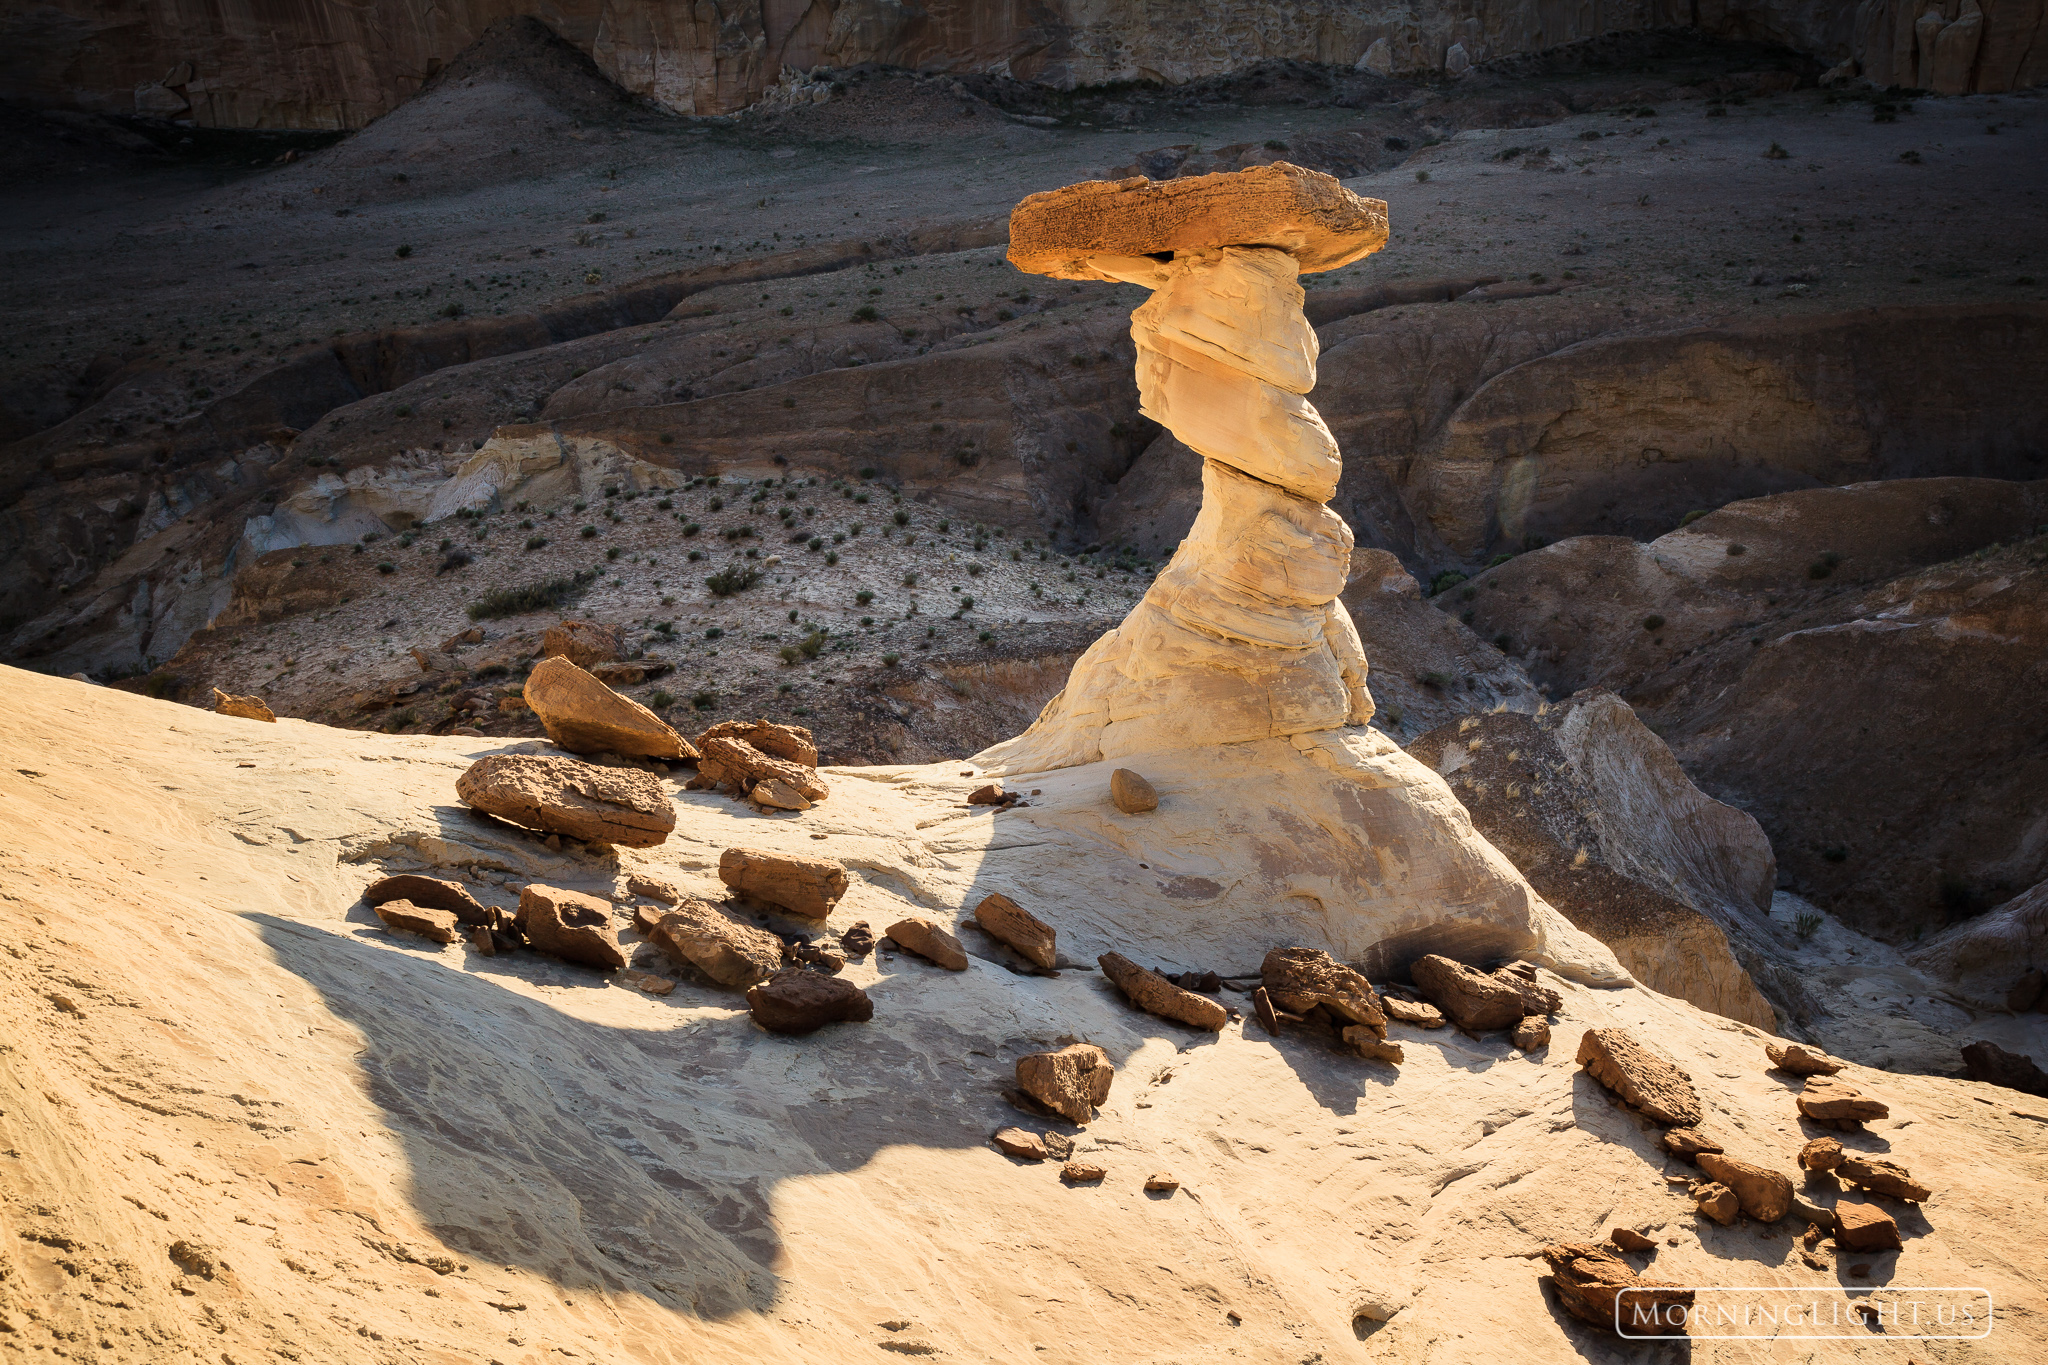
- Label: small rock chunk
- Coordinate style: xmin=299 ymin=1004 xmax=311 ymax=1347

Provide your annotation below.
xmin=992 ymin=1128 xmax=1049 ymax=1161
xmin=515 ymin=884 xmax=627 ymax=969
xmin=1697 ymin=1152 xmax=1793 ymax=1223
xmin=541 ymin=619 xmax=623 ymax=670
xmin=839 ymin=921 xmax=877 ymax=959
xmin=1694 ymin=1182 xmax=1740 ymax=1226
xmin=1765 ymin=1041 xmax=1844 ymax=1075
xmin=752 ymin=777 xmax=813 ymax=810
xmin=719 ymin=846 xmax=848 ymax=918
xmin=1609 ymin=1228 xmax=1657 ymax=1253
xmin=974 ymin=892 xmax=1056 ymax=968
xmin=1661 ymin=1127 xmax=1725 ymax=1162
xmin=1512 ymin=1017 xmax=1552 ymax=1052
xmin=1109 ymin=768 xmax=1158 ymax=813
xmin=1796 ymin=1074 xmax=1890 ymax=1129
xmin=1262 ymin=947 xmax=1387 ymax=1029
xmin=1061 ymin=1161 xmax=1106 ymax=1183
xmin=458 ymin=753 xmax=675 ymax=847
xmin=886 ymin=918 xmax=969 ymax=970
xmin=1099 ymin=952 xmax=1227 ymax=1031
xmin=1382 ymin=995 xmax=1446 ymax=1029
xmin=649 ymin=897 xmax=786 ymax=988
xmin=1576 ymin=1027 xmax=1703 ymax=1127
xmin=1342 ymin=1026 xmax=1404 ymax=1064
xmin=1541 ymin=1243 xmax=1693 ymax=1335
xmin=1144 ymin=1172 xmax=1179 ymax=1193
xmin=363 ymin=874 xmax=491 ymax=925
xmin=1016 ymin=1044 xmax=1114 ymax=1125
xmin=373 ymin=899 xmax=458 ymax=945
xmin=745 ymin=968 xmax=873 ymax=1035
xmin=1834 ymin=1199 xmax=1903 ymax=1252
xmin=1411 ymin=954 xmax=1559 ymax=1032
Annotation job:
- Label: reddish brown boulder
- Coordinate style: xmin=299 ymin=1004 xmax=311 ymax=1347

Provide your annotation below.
xmin=1798 ymin=1136 xmax=1844 ymax=1171
xmin=698 ymin=735 xmax=828 ymax=802
xmin=1099 ymin=952 xmax=1227 ymax=1031
xmin=839 ymin=921 xmax=876 ymax=959
xmin=1661 ymin=1127 xmax=1726 ymax=1162
xmin=1061 ymin=1161 xmax=1107 ymax=1183
xmin=1834 ymin=1200 xmax=1904 ymax=1252
xmin=1810 ymin=1143 xmax=1931 ymax=1202
xmin=363 ymin=874 xmax=490 ymax=926
xmin=1765 ymin=1041 xmax=1844 ymax=1075
xmin=1576 ymin=1028 xmax=1703 ymax=1127
xmin=695 ymin=718 xmax=819 ymax=767
xmin=992 ymin=1128 xmax=1048 ymax=1160
xmin=1342 ymin=1026 xmax=1404 ymax=1064
xmin=626 ymin=874 xmax=682 ymax=904
xmin=1610 ymin=1228 xmax=1657 ymax=1253
xmin=649 ymin=897 xmax=786 ymax=988
xmin=887 ymin=917 xmax=970 ymax=971
xmin=1109 ymin=768 xmax=1158 ymax=813
xmin=1694 ymin=1182 xmax=1740 ymax=1226
xmin=1411 ymin=954 xmax=1558 ymax=1033
xmin=1263 ymin=947 xmax=1387 ymax=1030
xmin=745 ymin=969 xmax=873 ymax=1034
xmin=373 ymin=899 xmax=458 ymax=945
xmin=1796 ymin=1074 xmax=1889 ymax=1129
xmin=541 ymin=619 xmax=622 ymax=670
xmin=457 ymin=754 xmax=675 ymax=848
xmin=751 ymin=777 xmax=812 ymax=811
xmin=523 ymin=656 xmax=691 ymax=760
xmin=1382 ymin=996 xmax=1445 ymax=1029
xmin=1542 ymin=1243 xmax=1693 ymax=1336
xmin=1697 ymin=1152 xmax=1793 ymax=1223
xmin=718 ymin=846 xmax=848 ymax=918
xmin=1144 ymin=1172 xmax=1180 ymax=1193
xmin=515 ymin=884 xmax=626 ymax=969
xmin=1016 ymin=1044 xmax=1114 ymax=1125
xmin=1512 ymin=1017 xmax=1552 ymax=1052
xmin=973 ymin=892 xmax=1056 ymax=968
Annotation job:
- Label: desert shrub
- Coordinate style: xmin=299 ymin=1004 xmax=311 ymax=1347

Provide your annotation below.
xmin=466 ymin=568 xmax=598 ymax=620
xmin=1642 ymin=614 xmax=1666 ymax=631
xmin=691 ymin=690 xmax=717 ymax=710
xmin=525 ymin=535 xmax=548 ymax=550
xmin=704 ymin=626 xmax=724 ymax=640
xmin=1679 ymin=509 xmax=1711 ymax=526
xmin=855 ymin=590 xmax=874 ymax=605
xmin=438 ymin=550 xmax=473 ymax=574
xmin=705 ymin=563 xmax=761 ymax=596
xmin=376 ymin=561 xmax=395 ymax=575
xmin=1795 ymin=911 xmax=1821 ymax=939
xmin=1429 ymin=570 xmax=1467 ymax=596
xmin=650 ymin=690 xmax=675 ymax=710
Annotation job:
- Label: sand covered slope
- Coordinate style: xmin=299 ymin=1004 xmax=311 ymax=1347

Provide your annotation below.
xmin=3 ymin=667 xmax=2047 ymax=1363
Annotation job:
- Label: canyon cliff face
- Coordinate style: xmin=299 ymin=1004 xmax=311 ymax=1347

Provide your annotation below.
xmin=7 ymin=1 xmax=2043 ymax=129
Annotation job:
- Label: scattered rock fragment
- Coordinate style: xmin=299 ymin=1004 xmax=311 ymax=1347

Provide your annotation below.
xmin=211 ymin=688 xmax=275 ymax=722
xmin=1576 ymin=1028 xmax=1703 ymax=1127
xmin=1342 ymin=1026 xmax=1404 ymax=1064
xmin=630 ymin=972 xmax=676 ymax=996
xmin=696 ymin=718 xmax=820 ymax=767
xmin=696 ymin=735 xmax=829 ymax=803
xmin=966 ymin=783 xmax=1020 ymax=807
xmin=1109 ymin=768 xmax=1158 ymax=813
xmin=1541 ymin=1243 xmax=1693 ymax=1335
xmin=1382 ymin=995 xmax=1445 ymax=1029
xmin=363 ymin=874 xmax=491 ymax=925
xmin=1697 ymin=1152 xmax=1793 ymax=1223
xmin=1061 ymin=1161 xmax=1106 ymax=1183
xmin=1411 ymin=954 xmax=1559 ymax=1033
xmin=541 ymin=619 xmax=622 ymax=670
xmin=1660 ymin=1127 xmax=1725 ymax=1162
xmin=1795 ymin=1074 xmax=1889 ymax=1130
xmin=1513 ymin=1017 xmax=1552 ymax=1052
xmin=372 ymin=899 xmax=458 ymax=945
xmin=648 ymin=897 xmax=785 ymax=988
xmin=719 ymin=846 xmax=848 ymax=918
xmin=589 ymin=660 xmax=671 ymax=687
xmin=1015 ymin=1044 xmax=1114 ymax=1125
xmin=1350 ymin=1289 xmax=1408 ymax=1324
xmin=1251 ymin=986 xmax=1280 ymax=1036
xmin=1765 ymin=1041 xmax=1844 ymax=1075
xmin=1802 ymin=1139 xmax=1929 ymax=1201
xmin=839 ymin=921 xmax=876 ymax=959
xmin=1833 ymin=1199 xmax=1903 ymax=1252
xmin=1099 ymin=952 xmax=1227 ymax=1031
xmin=523 ymin=656 xmax=691 ymax=760
xmin=1609 ymin=1228 xmax=1657 ymax=1253
xmin=1262 ymin=947 xmax=1387 ymax=1029
xmin=992 ymin=1128 xmax=1049 ymax=1161
xmin=744 ymin=969 xmax=873 ymax=1034
xmin=626 ymin=874 xmax=682 ymax=904
xmin=789 ymin=939 xmax=847 ymax=973
xmin=973 ymin=892 xmax=1056 ymax=968
xmin=886 ymin=918 xmax=969 ymax=970
xmin=1960 ymin=1040 xmax=2048 ymax=1098
xmin=752 ymin=777 xmax=813 ymax=810
xmin=515 ymin=885 xmax=627 ymax=969
xmin=1694 ymin=1182 xmax=1740 ymax=1225
xmin=470 ymin=925 xmax=496 ymax=956
xmin=457 ymin=754 xmax=675 ymax=847
xmin=1144 ymin=1173 xmax=1179 ymax=1193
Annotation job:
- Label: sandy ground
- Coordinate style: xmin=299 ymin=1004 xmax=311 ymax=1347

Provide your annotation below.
xmin=4 ymin=667 xmax=2047 ymax=1364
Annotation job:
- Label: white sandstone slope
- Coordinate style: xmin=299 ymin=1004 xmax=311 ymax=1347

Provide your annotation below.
xmin=4 ymin=670 xmax=2048 ymax=1365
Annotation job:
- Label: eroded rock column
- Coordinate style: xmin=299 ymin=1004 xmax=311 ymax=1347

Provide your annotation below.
xmin=978 ymin=164 xmax=1389 ymax=773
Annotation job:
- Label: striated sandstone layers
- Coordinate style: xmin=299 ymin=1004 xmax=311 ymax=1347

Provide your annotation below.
xmin=9 ymin=3 xmax=2043 ymax=130
xmin=980 ymin=167 xmax=1381 ymax=773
